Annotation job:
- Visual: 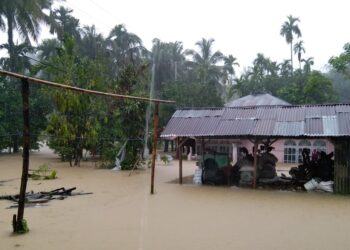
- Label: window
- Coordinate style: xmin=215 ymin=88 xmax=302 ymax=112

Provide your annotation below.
xmin=284 ymin=139 xmax=328 ymax=164
xmin=284 ymin=140 xmax=297 ymax=163
xmin=313 ymin=140 xmax=327 ymax=153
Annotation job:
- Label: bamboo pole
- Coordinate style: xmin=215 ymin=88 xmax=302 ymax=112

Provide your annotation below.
xmin=0 ymin=69 xmax=174 ymax=104
xmin=150 ymin=102 xmax=159 ymax=194
xmin=14 ymin=79 xmax=30 ymax=233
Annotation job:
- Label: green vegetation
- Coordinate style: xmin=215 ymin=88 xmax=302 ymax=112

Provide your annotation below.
xmin=13 ymin=219 xmax=29 ymax=234
xmin=161 ymin=155 xmax=169 ymax=165
xmin=0 ymin=3 xmax=348 ymax=166
xmin=30 ymin=163 xmax=57 ymax=180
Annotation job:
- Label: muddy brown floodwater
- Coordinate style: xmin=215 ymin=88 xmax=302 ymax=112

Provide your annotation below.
xmin=1 ymin=149 xmax=350 ymax=250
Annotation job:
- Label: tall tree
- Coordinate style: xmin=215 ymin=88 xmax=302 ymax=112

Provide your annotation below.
xmin=294 ymin=40 xmax=305 ymax=69
xmin=301 ymin=57 xmax=314 ymax=74
xmin=106 ymin=24 xmax=146 ymax=75
xmin=223 ymin=54 xmax=239 ymax=85
xmin=280 ymin=15 xmax=302 ymax=73
xmin=303 ymin=71 xmax=337 ymax=104
xmin=329 ymin=42 xmax=350 ymax=78
xmin=151 ymin=38 xmax=186 ymax=93
xmin=78 ymin=25 xmax=106 ymax=59
xmin=49 ymin=6 xmax=81 ymax=42
xmin=0 ymin=0 xmax=53 ymax=71
xmin=186 ymin=38 xmax=224 ymax=84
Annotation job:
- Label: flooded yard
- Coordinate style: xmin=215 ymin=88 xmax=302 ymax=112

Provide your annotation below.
xmin=1 ymin=150 xmax=350 ymax=250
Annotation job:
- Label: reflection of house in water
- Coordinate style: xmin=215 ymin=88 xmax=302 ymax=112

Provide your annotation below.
xmin=162 ymin=93 xmax=335 ymax=164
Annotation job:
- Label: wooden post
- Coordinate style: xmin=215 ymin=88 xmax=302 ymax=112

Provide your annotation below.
xmin=175 ymin=137 xmax=179 ymax=159
xmin=179 ymin=138 xmax=183 ymax=184
xmin=253 ymin=140 xmax=258 ymax=189
xmin=150 ymin=102 xmax=159 ymax=194
xmin=14 ymin=79 xmax=30 ymax=232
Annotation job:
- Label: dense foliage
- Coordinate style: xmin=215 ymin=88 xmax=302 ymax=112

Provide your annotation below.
xmin=0 ymin=3 xmax=347 ymax=167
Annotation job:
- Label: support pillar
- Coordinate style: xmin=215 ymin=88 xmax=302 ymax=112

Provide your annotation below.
xmin=150 ymin=102 xmax=159 ymax=194
xmin=253 ymin=140 xmax=258 ymax=189
xmin=179 ymin=139 xmax=183 ymax=184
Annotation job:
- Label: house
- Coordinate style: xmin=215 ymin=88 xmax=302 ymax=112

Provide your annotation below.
xmin=161 ymin=98 xmax=350 ymax=193
xmin=163 ymin=94 xmax=334 ymax=164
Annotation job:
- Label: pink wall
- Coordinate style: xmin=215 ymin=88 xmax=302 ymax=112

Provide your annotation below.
xmin=240 ymin=138 xmax=334 ymax=163
xmin=197 ymin=138 xmax=334 ymax=164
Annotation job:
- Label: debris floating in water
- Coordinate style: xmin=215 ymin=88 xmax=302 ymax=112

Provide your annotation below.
xmin=1 ymin=187 xmax=92 ymax=209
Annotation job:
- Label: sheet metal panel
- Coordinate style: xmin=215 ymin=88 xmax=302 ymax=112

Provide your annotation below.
xmin=173 ymin=109 xmax=223 ymax=118
xmin=337 ymin=112 xmax=350 ymax=135
xmin=252 ymin=119 xmax=276 ymax=135
xmin=272 ymin=121 xmax=304 ymax=136
xmin=256 ymin=107 xmax=278 ymax=120
xmin=162 ymin=104 xmax=350 ymax=138
xmin=322 ymin=116 xmax=339 ymax=136
xmin=225 ymin=94 xmax=291 ymax=107
xmin=215 ymin=119 xmax=255 ymax=136
xmin=222 ymin=107 xmax=257 ymax=120
xmin=276 ymin=106 xmax=305 ymax=121
xmin=335 ymin=105 xmax=350 ymax=113
xmin=305 ymin=118 xmax=323 ymax=135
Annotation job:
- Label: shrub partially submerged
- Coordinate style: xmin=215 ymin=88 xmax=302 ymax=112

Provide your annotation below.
xmin=30 ymin=164 xmax=57 ymax=180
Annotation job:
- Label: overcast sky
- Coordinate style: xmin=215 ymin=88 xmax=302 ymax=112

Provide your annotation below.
xmin=2 ymin=0 xmax=350 ymax=74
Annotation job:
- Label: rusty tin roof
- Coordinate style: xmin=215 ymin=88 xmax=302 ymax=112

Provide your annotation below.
xmin=161 ymin=104 xmax=350 ymax=138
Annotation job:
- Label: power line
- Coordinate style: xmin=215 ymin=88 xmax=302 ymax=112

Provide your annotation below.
xmin=63 ymin=0 xmax=115 ymax=33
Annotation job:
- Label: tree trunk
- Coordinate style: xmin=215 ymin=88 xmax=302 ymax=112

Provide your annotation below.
xmin=7 ymin=15 xmax=15 ymax=72
xmin=290 ymin=41 xmax=293 ymax=74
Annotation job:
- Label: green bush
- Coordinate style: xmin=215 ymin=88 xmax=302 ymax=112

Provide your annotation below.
xmin=30 ymin=164 xmax=57 ymax=180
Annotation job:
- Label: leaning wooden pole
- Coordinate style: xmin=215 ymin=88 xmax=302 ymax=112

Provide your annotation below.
xmin=150 ymin=102 xmax=159 ymax=194
xmin=13 ymin=79 xmax=30 ymax=233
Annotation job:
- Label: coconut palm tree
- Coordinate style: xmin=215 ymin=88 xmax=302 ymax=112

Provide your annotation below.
xmin=294 ymin=40 xmax=305 ymax=69
xmin=169 ymin=41 xmax=185 ymax=81
xmin=301 ymin=57 xmax=314 ymax=74
xmin=49 ymin=6 xmax=81 ymax=42
xmin=0 ymin=0 xmax=53 ymax=71
xmin=37 ymin=38 xmax=61 ymax=61
xmin=223 ymin=55 xmax=239 ymax=84
xmin=107 ymin=24 xmax=145 ymax=74
xmin=186 ymin=38 xmax=224 ymax=84
xmin=78 ymin=25 xmax=106 ymax=59
xmin=280 ymin=15 xmax=302 ymax=73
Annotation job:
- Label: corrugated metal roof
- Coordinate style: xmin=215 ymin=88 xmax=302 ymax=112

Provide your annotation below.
xmin=323 ymin=116 xmax=338 ymax=136
xmin=225 ymin=93 xmax=291 ymax=107
xmin=337 ymin=112 xmax=350 ymax=135
xmin=215 ymin=120 xmax=255 ymax=136
xmin=222 ymin=108 xmax=257 ymax=120
xmin=305 ymin=118 xmax=323 ymax=136
xmin=173 ymin=109 xmax=223 ymax=118
xmin=161 ymin=104 xmax=350 ymax=138
xmin=272 ymin=121 xmax=304 ymax=136
xmin=277 ymin=106 xmax=305 ymax=122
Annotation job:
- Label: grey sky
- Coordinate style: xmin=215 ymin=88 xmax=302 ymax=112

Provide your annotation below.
xmin=2 ymin=0 xmax=350 ymax=74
